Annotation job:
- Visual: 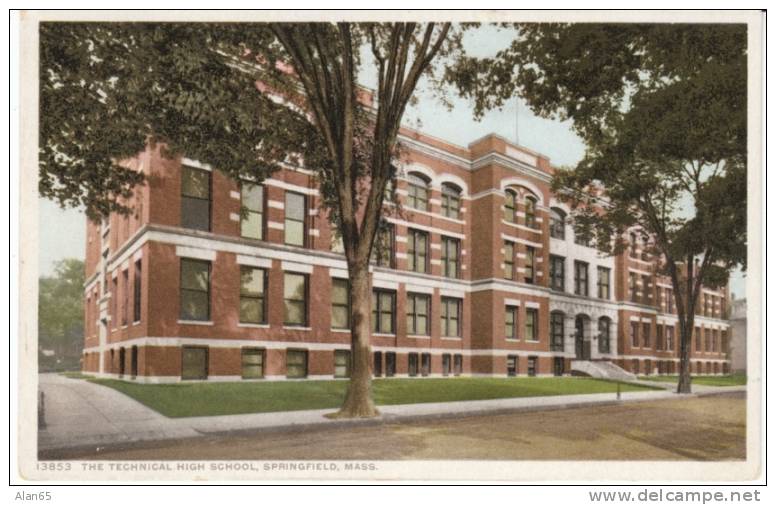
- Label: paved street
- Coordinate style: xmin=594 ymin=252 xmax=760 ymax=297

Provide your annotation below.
xmin=42 ymin=388 xmax=745 ymax=461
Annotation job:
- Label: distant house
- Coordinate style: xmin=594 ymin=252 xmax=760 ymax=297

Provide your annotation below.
xmin=729 ymin=297 xmax=747 ymax=373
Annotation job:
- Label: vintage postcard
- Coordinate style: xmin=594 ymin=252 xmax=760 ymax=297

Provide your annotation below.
xmin=13 ymin=9 xmax=764 ymax=485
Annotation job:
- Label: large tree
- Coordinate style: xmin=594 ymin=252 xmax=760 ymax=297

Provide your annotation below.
xmin=447 ymin=23 xmax=747 ymax=393
xmin=40 ymin=22 xmax=458 ymax=416
xmin=39 ymin=259 xmax=85 ymax=371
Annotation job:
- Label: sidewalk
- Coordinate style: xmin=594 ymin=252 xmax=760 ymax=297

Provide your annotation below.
xmin=37 ymin=373 xmax=746 ymax=454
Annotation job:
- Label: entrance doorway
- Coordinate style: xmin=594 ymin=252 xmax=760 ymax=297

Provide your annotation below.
xmin=575 ymin=315 xmax=591 ymax=360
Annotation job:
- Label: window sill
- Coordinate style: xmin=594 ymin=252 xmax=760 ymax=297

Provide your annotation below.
xmin=525 ymin=339 xmax=541 ymax=344
xmin=440 ymin=336 xmax=462 ymax=340
xmin=178 ymin=320 xmax=214 ymax=326
xmin=407 ymin=334 xmax=431 ymax=339
xmin=238 ymin=323 xmax=270 ymax=329
xmin=132 ymin=321 xmax=141 ymax=326
xmin=331 ymin=328 xmax=351 ymax=333
xmin=283 ymin=326 xmax=311 ymax=331
xmin=373 ymin=332 xmax=396 ymax=337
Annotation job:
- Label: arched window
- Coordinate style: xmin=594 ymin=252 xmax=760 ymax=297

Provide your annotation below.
xmin=598 ymin=317 xmax=611 ymax=354
xmin=504 ymin=189 xmax=517 ymax=222
xmin=525 ymin=196 xmax=537 ymax=228
xmin=441 ymin=183 xmax=462 ymax=219
xmin=407 ymin=173 xmax=430 ymax=211
xmin=550 ymin=208 xmax=566 ymax=239
xmin=550 ymin=311 xmax=565 ymax=351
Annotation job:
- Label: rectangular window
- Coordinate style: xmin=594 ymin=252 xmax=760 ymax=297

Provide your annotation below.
xmin=574 ymin=261 xmax=589 ymax=296
xmin=642 ymin=275 xmax=652 ymax=304
xmin=553 ymin=357 xmax=564 ymax=376
xmin=181 ymin=346 xmax=208 ymax=380
xmin=121 ymin=270 xmax=129 ymax=326
xmin=408 ymin=353 xmax=419 ymax=377
xmin=442 ymin=354 xmax=451 ymax=376
xmin=180 ymin=259 xmax=210 ymax=321
xmin=525 ymin=308 xmax=538 ymax=342
xmin=527 ymin=356 xmax=538 ymax=377
xmin=550 ymin=311 xmax=565 ymax=351
xmin=704 ymin=328 xmax=711 ymax=351
xmin=407 ymin=178 xmax=429 ymax=211
xmin=334 ymin=350 xmax=351 ymax=378
xmin=133 ymin=260 xmax=142 ymax=323
xmin=666 ymin=289 xmax=674 ymax=313
xmin=284 ymin=192 xmax=306 ymax=246
xmin=240 ymin=183 xmax=264 ymax=240
xmin=441 ymin=186 xmax=460 ymax=219
xmin=598 ymin=317 xmax=611 ymax=353
xmin=507 ymin=355 xmax=518 ymax=377
xmin=240 ymin=266 xmax=267 ymax=324
xmin=721 ymin=330 xmax=728 ymax=353
xmin=656 ymin=325 xmax=664 ymax=351
xmin=453 ymin=354 xmax=463 ymax=376
xmin=630 ymin=321 xmax=639 ymax=348
xmin=111 ymin=277 xmax=118 ymax=328
xmin=695 ymin=326 xmax=701 ymax=351
xmin=597 ymin=267 xmax=610 ymax=299
xmin=524 ymin=246 xmax=535 ymax=284
xmin=406 ymin=293 xmax=431 ymax=336
xmin=407 ymin=229 xmax=428 ymax=273
xmin=286 ymin=349 xmax=308 ymax=379
xmin=373 ymin=352 xmax=383 ymax=377
xmin=667 ymin=326 xmax=675 ymax=351
xmin=550 ymin=255 xmax=565 ymax=291
xmin=629 ymin=273 xmax=638 ymax=303
xmin=421 ymin=353 xmax=431 ymax=377
xmin=372 ymin=289 xmax=396 ymax=334
xmin=505 ymin=306 xmax=518 ymax=340
xmin=642 ymin=322 xmax=651 ymax=348
xmin=331 ymin=279 xmax=350 ymax=329
xmin=441 ymin=237 xmax=460 ymax=279
xmin=241 ymin=348 xmax=265 ymax=379
xmin=371 ymin=224 xmax=395 ymax=268
xmin=504 ymin=242 xmax=515 ymax=280
xmin=181 ymin=166 xmax=211 ymax=231
xmin=283 ymin=273 xmax=307 ymax=326
xmin=441 ymin=297 xmax=462 ymax=338
xmin=385 ymin=352 xmax=396 ymax=377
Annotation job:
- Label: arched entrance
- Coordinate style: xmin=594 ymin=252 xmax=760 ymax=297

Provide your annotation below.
xmin=575 ymin=314 xmax=591 ymax=360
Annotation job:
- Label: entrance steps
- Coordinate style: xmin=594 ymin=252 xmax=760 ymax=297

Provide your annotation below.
xmin=570 ymin=360 xmax=637 ymax=381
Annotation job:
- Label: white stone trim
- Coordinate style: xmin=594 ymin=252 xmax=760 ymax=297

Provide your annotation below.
xmin=229 ymin=190 xmax=241 ymax=200
xmin=236 ymin=255 xmax=272 ymax=268
xmin=387 ymin=217 xmax=465 ymax=240
xmin=373 ymin=279 xmax=399 ymax=290
xmin=267 ymin=200 xmax=284 ymax=209
xmin=281 ymin=261 xmax=313 ymax=274
xmin=178 ymin=320 xmax=215 ymax=326
xmin=267 ymin=221 xmax=285 ymax=230
xmin=175 ymin=246 xmax=216 ymax=261
xmin=504 ymin=298 xmax=522 ymax=306
xmin=406 ymin=284 xmax=434 ymax=295
xmin=440 ymin=289 xmax=465 ymax=299
xmin=329 ymin=268 xmax=349 ymax=279
xmin=229 ymin=213 xmax=240 ymax=222
xmin=181 ymin=157 xmax=213 ymax=172
xmin=525 ymin=301 xmax=541 ymax=309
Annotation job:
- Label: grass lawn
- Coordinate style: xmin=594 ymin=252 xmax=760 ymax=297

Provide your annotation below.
xmin=638 ymin=374 xmax=746 ymax=387
xmin=87 ymin=377 xmax=659 ymax=418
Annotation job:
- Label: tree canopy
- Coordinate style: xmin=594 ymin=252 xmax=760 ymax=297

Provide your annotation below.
xmin=447 ymin=22 xmax=747 ymax=392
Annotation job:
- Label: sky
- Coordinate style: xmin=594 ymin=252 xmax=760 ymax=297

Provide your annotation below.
xmin=37 ymin=24 xmax=745 ymax=298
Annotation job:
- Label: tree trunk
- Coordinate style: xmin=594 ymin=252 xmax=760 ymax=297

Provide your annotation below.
xmin=329 ymin=262 xmax=379 ymax=418
xmin=677 ymin=321 xmax=693 ymax=394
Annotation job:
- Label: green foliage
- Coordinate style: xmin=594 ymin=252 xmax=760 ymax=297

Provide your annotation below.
xmin=39 ymin=259 xmax=85 ymax=370
xmin=40 ymin=23 xmax=318 ymax=219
